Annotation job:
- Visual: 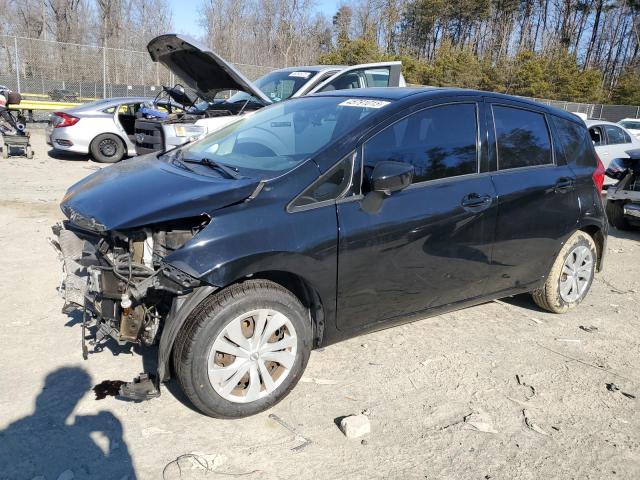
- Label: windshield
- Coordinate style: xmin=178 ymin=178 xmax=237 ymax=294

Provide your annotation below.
xmin=227 ymin=70 xmax=317 ymax=104
xmin=620 ymin=121 xmax=640 ymax=130
xmin=179 ymin=96 xmax=392 ymax=176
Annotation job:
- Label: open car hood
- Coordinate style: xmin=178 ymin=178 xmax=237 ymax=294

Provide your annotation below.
xmin=147 ymin=34 xmax=271 ymax=104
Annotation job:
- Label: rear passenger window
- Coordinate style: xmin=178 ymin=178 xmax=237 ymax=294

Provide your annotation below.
xmin=364 ymin=103 xmax=478 ymax=184
xmin=604 ymin=125 xmax=630 ymax=144
xmin=492 ymin=105 xmax=552 ymax=170
xmin=552 ymin=116 xmax=595 ymax=167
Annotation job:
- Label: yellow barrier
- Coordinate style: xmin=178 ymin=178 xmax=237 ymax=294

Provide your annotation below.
xmin=15 ymin=100 xmax=82 ymax=111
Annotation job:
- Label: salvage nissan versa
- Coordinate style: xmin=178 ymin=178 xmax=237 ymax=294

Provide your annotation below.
xmin=51 ymin=88 xmax=607 ymax=418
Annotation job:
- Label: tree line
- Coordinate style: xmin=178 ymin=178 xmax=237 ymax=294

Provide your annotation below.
xmin=321 ymin=0 xmax=640 ymax=104
xmin=1 ymin=0 xmax=639 ymax=104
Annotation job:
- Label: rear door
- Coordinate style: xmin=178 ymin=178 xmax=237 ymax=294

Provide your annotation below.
xmin=308 ymin=62 xmax=403 ymax=94
xmin=487 ymin=100 xmax=579 ymax=293
xmin=336 ymin=98 xmax=498 ymax=331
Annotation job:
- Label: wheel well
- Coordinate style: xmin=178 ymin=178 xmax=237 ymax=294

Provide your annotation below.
xmin=246 ymin=271 xmax=325 ymax=348
xmin=579 ymin=225 xmax=605 ymax=271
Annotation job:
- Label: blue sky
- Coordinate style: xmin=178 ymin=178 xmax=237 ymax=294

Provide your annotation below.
xmin=169 ymin=0 xmax=338 ymax=37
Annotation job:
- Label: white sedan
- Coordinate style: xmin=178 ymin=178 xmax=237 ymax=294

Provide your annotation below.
xmin=585 ymin=119 xmax=640 ymax=183
xmin=618 ymin=118 xmax=640 ymax=139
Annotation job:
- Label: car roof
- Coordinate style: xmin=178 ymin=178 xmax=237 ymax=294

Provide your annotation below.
xmin=272 ymin=65 xmax=346 ymax=74
xmin=99 ymin=96 xmax=153 ymax=104
xmin=619 ymin=118 xmax=640 ymax=122
xmin=585 ymin=119 xmax=621 ymax=127
xmin=309 ymin=87 xmax=588 ymax=122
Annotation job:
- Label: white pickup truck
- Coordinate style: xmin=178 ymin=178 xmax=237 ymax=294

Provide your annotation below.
xmin=134 ymin=34 xmax=405 ymax=155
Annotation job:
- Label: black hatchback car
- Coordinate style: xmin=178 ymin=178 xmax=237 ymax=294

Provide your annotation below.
xmin=52 ymin=88 xmax=607 ymax=418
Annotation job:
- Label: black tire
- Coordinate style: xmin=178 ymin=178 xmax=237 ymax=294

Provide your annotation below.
xmin=173 ymin=279 xmax=312 ymax=418
xmin=606 ymin=200 xmax=632 ymax=230
xmin=531 ymin=230 xmax=597 ymax=313
xmin=90 ymin=133 xmax=125 ymax=163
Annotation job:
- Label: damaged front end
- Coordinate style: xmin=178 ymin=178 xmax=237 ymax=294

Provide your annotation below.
xmin=50 ymin=215 xmax=208 ymax=399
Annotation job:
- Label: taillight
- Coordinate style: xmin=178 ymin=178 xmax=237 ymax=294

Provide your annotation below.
xmin=53 ymin=111 xmax=80 ymax=128
xmin=592 ymin=153 xmax=605 ymax=191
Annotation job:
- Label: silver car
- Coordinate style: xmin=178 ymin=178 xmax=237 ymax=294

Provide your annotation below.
xmin=46 ymin=97 xmax=157 ymax=163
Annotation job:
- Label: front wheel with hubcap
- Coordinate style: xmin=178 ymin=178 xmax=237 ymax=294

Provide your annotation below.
xmin=173 ymin=280 xmax=312 ymax=418
xmin=532 ymin=230 xmax=597 ymax=313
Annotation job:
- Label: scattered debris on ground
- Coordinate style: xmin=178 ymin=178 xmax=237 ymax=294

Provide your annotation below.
xmin=522 ymin=409 xmax=549 ymax=435
xmin=339 ymin=414 xmax=371 ymax=439
xmin=93 ymin=380 xmax=125 ymax=400
xmin=579 ymin=325 xmax=599 ymax=333
xmin=606 ymin=383 xmax=636 ymax=399
xmin=300 ymin=376 xmax=337 ymax=385
xmin=268 ymin=414 xmax=312 ymax=451
xmin=463 ymin=411 xmax=498 ymax=434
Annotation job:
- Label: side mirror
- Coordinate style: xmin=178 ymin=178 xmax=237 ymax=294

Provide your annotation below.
xmin=371 ymin=161 xmax=414 ymax=195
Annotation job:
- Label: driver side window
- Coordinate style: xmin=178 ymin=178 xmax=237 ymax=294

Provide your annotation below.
xmin=363 ymin=103 xmax=478 ymax=186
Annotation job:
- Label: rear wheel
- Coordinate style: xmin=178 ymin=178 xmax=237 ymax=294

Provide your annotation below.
xmin=532 ymin=231 xmax=597 ymax=313
xmin=90 ymin=133 xmax=125 ymax=163
xmin=606 ymin=200 xmax=632 ymax=230
xmin=173 ymin=279 xmax=312 ymax=418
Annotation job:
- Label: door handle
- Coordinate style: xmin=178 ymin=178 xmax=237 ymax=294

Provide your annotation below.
xmin=461 ymin=193 xmax=492 ymax=209
xmin=554 ymin=177 xmax=575 ymax=193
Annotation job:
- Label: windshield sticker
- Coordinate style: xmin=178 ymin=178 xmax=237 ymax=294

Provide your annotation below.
xmin=289 ymin=71 xmax=312 ymax=78
xmin=339 ymin=99 xmax=390 ymax=109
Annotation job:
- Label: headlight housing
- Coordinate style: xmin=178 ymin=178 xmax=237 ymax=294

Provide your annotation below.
xmin=62 ymin=205 xmax=107 ymax=232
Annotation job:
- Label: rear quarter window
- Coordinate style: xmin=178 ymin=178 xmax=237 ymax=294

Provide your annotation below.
xmin=492 ymin=105 xmax=553 ymax=170
xmin=552 ymin=116 xmax=596 ymax=167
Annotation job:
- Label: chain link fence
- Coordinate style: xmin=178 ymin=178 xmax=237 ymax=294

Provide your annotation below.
xmin=0 ymin=35 xmax=273 ymax=104
xmin=1 ymin=34 xmax=639 ymax=123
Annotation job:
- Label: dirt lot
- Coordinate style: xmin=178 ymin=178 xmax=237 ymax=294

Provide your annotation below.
xmin=1 ymin=129 xmax=639 ymax=480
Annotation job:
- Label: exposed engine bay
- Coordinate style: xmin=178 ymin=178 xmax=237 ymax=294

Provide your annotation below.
xmin=49 ymin=216 xmax=208 ymax=359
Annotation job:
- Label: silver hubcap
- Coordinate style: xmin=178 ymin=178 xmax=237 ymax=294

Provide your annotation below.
xmin=207 ymin=309 xmax=297 ymax=403
xmin=559 ymin=245 xmax=593 ymax=303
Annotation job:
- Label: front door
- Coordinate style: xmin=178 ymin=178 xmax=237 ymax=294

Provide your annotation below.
xmin=336 ymin=101 xmax=498 ymax=331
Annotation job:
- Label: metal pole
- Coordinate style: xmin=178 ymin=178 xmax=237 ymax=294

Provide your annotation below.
xmin=636 ymin=106 xmax=639 ymax=118
xmin=102 ymin=44 xmax=107 ymax=98
xmin=14 ymin=36 xmax=21 ymax=92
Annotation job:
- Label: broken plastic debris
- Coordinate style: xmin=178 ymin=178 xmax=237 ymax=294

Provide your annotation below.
xmin=523 ymin=409 xmax=548 ymax=435
xmin=463 ymin=412 xmax=498 ymax=434
xmin=579 ymin=325 xmax=599 ymax=333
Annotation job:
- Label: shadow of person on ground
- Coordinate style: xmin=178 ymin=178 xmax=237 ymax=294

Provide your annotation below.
xmin=0 ymin=367 xmax=137 ymax=479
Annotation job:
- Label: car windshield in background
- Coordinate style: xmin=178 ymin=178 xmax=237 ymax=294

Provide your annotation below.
xmin=227 ymin=70 xmax=316 ymax=104
xmin=180 ymin=96 xmax=392 ymax=176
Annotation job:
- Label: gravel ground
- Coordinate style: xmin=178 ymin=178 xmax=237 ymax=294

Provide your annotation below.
xmin=0 ymin=130 xmax=639 ymax=480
